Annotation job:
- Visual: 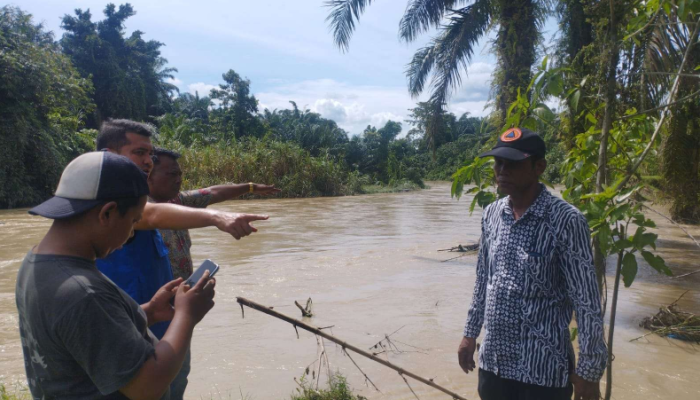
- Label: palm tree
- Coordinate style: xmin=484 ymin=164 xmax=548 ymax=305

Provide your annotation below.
xmin=643 ymin=13 xmax=700 ymax=221
xmin=325 ymin=0 xmax=550 ymax=125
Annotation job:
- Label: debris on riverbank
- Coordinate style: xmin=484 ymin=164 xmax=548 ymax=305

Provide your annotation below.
xmin=439 ymin=243 xmax=479 ymax=263
xmin=634 ymin=291 xmax=700 ymax=343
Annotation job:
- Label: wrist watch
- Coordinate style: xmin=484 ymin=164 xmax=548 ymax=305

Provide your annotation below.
xmin=249 ymin=182 xmax=254 ymax=193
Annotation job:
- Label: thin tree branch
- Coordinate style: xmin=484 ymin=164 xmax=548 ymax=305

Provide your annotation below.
xmin=621 ymin=89 xmax=700 ymax=120
xmin=642 ymin=72 xmax=700 ymax=78
xmin=401 ymin=373 xmax=421 ymax=400
xmin=342 ymin=348 xmax=381 ymax=392
xmin=236 ymin=297 xmax=468 ymax=400
xmin=616 ymin=16 xmax=700 ymax=191
xmin=642 ymin=205 xmax=700 ymax=250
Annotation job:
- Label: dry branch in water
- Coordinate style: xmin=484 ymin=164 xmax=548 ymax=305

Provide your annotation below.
xmin=295 ymin=298 xmax=313 ymax=317
xmin=632 ymin=291 xmax=700 ymax=342
xmin=438 ymin=243 xmax=479 ymax=253
xmin=236 ymin=297 xmax=468 ymax=400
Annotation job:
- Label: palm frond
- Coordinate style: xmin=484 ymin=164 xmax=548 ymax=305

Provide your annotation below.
xmin=423 ymin=0 xmax=492 ymax=106
xmin=325 ymin=0 xmax=374 ymax=52
xmin=644 ymin=13 xmax=693 ymax=107
xmin=399 ymin=0 xmax=463 ymax=42
xmin=406 ymin=46 xmax=438 ymax=97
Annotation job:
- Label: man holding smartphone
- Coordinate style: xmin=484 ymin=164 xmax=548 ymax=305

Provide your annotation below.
xmin=17 ymin=151 xmax=216 ymax=400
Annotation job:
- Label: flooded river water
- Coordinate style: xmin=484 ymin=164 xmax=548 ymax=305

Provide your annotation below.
xmin=1 ymin=182 xmax=699 ymax=399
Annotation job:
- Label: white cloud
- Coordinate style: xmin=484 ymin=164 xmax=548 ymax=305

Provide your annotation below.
xmin=256 ymin=79 xmax=420 ymax=135
xmin=449 ymin=101 xmax=491 ymax=118
xmin=187 ymin=82 xmax=218 ymax=97
xmin=166 ymin=77 xmax=182 ymax=86
xmin=451 ymin=62 xmax=494 ymax=103
xmin=255 ymin=71 xmax=497 ymax=135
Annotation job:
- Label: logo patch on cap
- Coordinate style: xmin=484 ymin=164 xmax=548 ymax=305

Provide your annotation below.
xmin=500 ymin=128 xmax=522 ymax=142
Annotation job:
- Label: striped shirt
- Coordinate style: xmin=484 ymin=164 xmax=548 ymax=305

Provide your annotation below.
xmin=464 ymin=185 xmax=607 ymax=387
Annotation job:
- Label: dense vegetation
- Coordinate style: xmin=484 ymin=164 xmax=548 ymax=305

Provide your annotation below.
xmin=0 ymin=4 xmax=502 ymax=208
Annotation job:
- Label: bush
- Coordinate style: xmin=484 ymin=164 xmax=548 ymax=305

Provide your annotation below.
xmin=290 ymin=373 xmax=367 ymax=400
xmin=170 ymin=138 xmax=365 ymax=198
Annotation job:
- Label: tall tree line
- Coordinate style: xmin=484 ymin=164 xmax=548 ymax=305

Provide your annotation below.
xmin=60 ymin=3 xmax=178 ymax=126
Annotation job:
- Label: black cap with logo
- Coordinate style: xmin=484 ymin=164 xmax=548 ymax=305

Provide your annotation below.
xmin=479 ymin=127 xmax=546 ymax=161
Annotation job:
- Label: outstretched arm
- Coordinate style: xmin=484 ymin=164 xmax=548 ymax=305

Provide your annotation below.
xmin=207 ymin=183 xmax=281 ymax=205
xmin=135 ymin=202 xmax=268 ymax=240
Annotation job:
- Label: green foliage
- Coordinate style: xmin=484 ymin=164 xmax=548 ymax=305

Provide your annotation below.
xmin=262 ymin=102 xmax=349 ymax=157
xmin=290 ymin=373 xmax=367 ymax=400
xmin=451 ymin=157 xmax=497 ymax=214
xmin=210 ymin=70 xmax=262 ymax=140
xmin=0 ymin=6 xmax=95 ymax=208
xmin=60 ymin=3 xmax=177 ymax=125
xmin=169 ymin=138 xmax=364 ymax=198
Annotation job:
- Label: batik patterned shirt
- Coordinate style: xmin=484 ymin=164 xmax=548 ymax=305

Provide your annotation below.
xmin=464 ymin=185 xmax=607 ymax=388
xmin=160 ymin=189 xmax=213 ymax=280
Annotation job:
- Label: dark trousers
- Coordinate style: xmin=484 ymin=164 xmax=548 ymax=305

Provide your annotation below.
xmin=478 ymin=369 xmax=573 ymax=400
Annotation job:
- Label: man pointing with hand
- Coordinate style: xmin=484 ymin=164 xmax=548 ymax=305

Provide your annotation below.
xmin=458 ymin=128 xmax=607 ymax=400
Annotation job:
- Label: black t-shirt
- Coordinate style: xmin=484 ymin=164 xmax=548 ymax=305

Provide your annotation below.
xmin=15 ymin=252 xmax=164 ymax=399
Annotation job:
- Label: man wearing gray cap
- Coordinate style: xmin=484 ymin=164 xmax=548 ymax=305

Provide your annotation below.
xmin=16 ymin=151 xmax=216 ymax=400
xmin=457 ymin=128 xmax=607 ymax=400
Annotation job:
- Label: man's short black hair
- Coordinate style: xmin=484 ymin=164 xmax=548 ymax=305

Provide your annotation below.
xmin=106 ymin=197 xmax=143 ymax=216
xmin=96 ymin=119 xmax=154 ymax=151
xmin=152 ymin=147 xmax=181 ymax=165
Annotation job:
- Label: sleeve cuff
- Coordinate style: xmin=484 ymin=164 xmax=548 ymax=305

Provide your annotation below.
xmin=463 ymin=325 xmax=481 ymax=338
xmin=575 ymin=357 xmax=606 ymax=382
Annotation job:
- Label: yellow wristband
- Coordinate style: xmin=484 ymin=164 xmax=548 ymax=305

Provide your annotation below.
xmin=249 ymin=182 xmax=254 ymax=193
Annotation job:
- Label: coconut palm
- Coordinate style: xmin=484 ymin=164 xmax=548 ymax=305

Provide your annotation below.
xmin=642 ymin=13 xmax=700 ymax=221
xmin=325 ymin=0 xmax=550 ymax=124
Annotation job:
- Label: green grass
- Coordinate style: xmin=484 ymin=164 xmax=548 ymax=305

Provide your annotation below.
xmin=0 ymin=384 xmax=30 ymax=400
xmin=290 ymin=373 xmax=366 ymax=400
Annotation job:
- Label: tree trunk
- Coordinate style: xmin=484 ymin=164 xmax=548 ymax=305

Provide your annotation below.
xmin=495 ymin=0 xmax=537 ymax=122
xmin=663 ymin=66 xmax=700 ymax=222
xmin=594 ymin=0 xmax=620 ymax=290
xmin=560 ymin=0 xmax=594 ymax=145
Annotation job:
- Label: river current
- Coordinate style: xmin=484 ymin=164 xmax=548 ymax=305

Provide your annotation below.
xmin=1 ymin=183 xmax=699 ymax=399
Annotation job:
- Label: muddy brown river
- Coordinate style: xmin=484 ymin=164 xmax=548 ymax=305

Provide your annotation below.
xmin=1 ymin=183 xmax=699 ymax=399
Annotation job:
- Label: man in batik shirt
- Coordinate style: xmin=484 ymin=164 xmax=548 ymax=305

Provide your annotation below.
xmin=147 ymin=147 xmax=280 ymax=398
xmin=457 ymin=128 xmax=607 ymax=400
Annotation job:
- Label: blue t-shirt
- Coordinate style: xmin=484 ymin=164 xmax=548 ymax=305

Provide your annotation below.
xmin=96 ymin=230 xmax=173 ymax=339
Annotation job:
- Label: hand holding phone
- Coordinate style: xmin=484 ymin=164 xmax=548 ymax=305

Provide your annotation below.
xmin=175 ymin=270 xmax=216 ymax=324
xmin=185 ymin=259 xmax=219 ymax=286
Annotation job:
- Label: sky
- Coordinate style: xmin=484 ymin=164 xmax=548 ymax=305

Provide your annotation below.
xmin=17 ymin=0 xmax=558 ymax=136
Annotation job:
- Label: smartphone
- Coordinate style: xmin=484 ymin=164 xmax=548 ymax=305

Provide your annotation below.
xmin=185 ymin=259 xmax=219 ymax=286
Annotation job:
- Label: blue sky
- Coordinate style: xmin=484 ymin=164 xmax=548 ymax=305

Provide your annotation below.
xmin=18 ymin=0 xmax=558 ymax=135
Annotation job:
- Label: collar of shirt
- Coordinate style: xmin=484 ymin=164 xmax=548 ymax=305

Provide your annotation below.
xmin=502 ymin=183 xmax=551 ymax=221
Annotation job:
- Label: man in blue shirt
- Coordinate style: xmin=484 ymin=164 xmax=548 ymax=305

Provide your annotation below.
xmin=94 ymin=119 xmax=268 ymax=399
xmin=457 ymin=128 xmax=607 ymax=400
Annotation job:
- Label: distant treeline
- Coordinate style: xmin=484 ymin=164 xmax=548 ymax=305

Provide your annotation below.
xmin=2 ymin=4 xmax=539 ymax=208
